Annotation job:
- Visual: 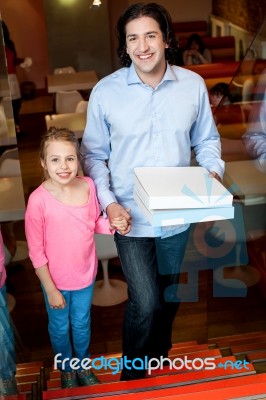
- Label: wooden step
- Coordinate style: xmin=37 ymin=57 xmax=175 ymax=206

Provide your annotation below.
xmin=75 ymin=374 xmax=266 ymax=400
xmin=230 ymin=341 xmax=266 ymax=355
xmin=0 ymin=395 xmax=27 ymax=400
xmin=17 ymin=381 xmax=34 ymax=394
xmin=14 ymin=361 xmax=43 ymax=396
xmin=169 ymin=343 xmax=210 ymax=356
xmin=42 ymin=362 xmax=256 ymax=399
xmin=208 ymin=330 xmax=266 ymax=346
xmin=16 ymin=365 xmax=43 ymax=376
xmin=15 ymin=373 xmax=39 ymax=384
xmin=209 ymin=333 xmax=266 ymax=349
xmin=90 ymin=341 xmax=201 ymax=361
xmin=170 ymin=340 xmax=199 ymax=349
xmin=16 ymin=361 xmax=43 ymax=370
xmin=247 ymin=351 xmax=266 ymax=363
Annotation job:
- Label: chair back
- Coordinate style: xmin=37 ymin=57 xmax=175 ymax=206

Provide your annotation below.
xmin=75 ymin=100 xmax=88 ymax=113
xmin=0 ymin=147 xmax=21 ymax=177
xmin=55 ymin=90 xmax=84 ymax=114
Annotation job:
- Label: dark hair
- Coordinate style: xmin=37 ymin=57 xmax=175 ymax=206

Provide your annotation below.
xmin=210 ymin=82 xmax=230 ymax=96
xmin=116 ymin=2 xmax=179 ymax=67
xmin=210 ymin=82 xmax=233 ymax=103
xmin=187 ymin=33 xmax=206 ymax=54
xmin=1 ymin=21 xmax=16 ymax=54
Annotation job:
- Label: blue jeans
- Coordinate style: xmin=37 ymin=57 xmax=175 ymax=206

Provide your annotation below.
xmin=115 ymin=229 xmax=190 ymax=379
xmin=0 ymin=285 xmax=16 ymax=380
xmin=42 ymin=283 xmax=94 ymax=372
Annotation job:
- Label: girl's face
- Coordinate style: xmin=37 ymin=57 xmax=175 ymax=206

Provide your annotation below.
xmin=209 ymin=92 xmax=223 ymax=107
xmin=41 ymin=140 xmax=79 ymax=186
xmin=190 ymin=40 xmax=199 ymax=51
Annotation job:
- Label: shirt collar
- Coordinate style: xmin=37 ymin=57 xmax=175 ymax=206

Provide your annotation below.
xmin=127 ymin=62 xmax=177 ymax=86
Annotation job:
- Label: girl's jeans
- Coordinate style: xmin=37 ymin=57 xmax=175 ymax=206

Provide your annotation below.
xmin=42 ymin=283 xmax=94 ymax=372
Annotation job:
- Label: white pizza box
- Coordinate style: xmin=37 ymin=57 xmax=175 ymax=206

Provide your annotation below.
xmin=134 ymin=166 xmax=233 ymax=209
xmin=134 ymin=191 xmax=234 ymax=227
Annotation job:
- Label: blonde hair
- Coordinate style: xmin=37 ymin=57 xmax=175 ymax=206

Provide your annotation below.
xmin=40 ymin=127 xmax=80 ymax=179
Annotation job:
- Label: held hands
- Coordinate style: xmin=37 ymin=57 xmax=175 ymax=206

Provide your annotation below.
xmin=107 ymin=203 xmax=131 ymax=235
xmin=188 ymin=49 xmax=200 ymax=58
xmin=47 ymin=288 xmax=66 ymax=309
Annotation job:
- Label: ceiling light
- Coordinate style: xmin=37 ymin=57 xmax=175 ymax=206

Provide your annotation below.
xmin=91 ymin=0 xmax=101 ymax=6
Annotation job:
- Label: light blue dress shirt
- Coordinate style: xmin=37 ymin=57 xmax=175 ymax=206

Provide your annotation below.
xmin=81 ymin=63 xmax=224 ymax=237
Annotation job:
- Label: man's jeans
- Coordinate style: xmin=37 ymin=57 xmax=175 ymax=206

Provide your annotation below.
xmin=115 ymin=228 xmax=190 ymax=379
xmin=0 ymin=285 xmax=16 ymax=380
xmin=42 ymin=283 xmax=94 ymax=372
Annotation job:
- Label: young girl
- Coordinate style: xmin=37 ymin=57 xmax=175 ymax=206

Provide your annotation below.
xmin=0 ymin=226 xmax=18 ymax=396
xmin=25 ymin=127 xmax=128 ymax=389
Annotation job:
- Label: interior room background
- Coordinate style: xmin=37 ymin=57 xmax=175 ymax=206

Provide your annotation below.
xmin=0 ymin=0 xmax=265 ymax=93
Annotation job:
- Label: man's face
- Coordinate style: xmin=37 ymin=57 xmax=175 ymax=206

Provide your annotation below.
xmin=125 ymin=16 xmax=168 ymax=85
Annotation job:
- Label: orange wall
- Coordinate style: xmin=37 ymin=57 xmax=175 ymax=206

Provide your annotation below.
xmin=0 ymin=0 xmax=49 ymax=90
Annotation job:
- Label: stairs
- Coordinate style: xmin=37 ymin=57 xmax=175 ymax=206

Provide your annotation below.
xmin=8 ymin=331 xmax=266 ymax=400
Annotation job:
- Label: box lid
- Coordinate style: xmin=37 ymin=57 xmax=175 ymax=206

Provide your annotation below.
xmin=134 ymin=166 xmax=233 ymax=209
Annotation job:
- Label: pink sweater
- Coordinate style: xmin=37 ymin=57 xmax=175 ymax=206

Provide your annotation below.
xmin=0 ymin=228 xmax=7 ymax=289
xmin=25 ymin=177 xmax=113 ymax=290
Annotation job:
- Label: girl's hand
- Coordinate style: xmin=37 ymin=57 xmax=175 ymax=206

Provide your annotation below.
xmin=107 ymin=204 xmax=131 ymax=235
xmin=47 ymin=289 xmax=66 ymax=309
xmin=111 ymin=216 xmax=131 ymax=235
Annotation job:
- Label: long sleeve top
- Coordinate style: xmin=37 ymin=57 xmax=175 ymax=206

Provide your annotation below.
xmin=0 ymin=228 xmax=7 ymax=289
xmin=25 ymin=176 xmax=113 ymax=290
xmin=81 ymin=63 xmax=224 ymax=238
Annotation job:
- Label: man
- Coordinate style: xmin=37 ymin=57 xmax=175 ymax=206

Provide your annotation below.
xmin=81 ymin=3 xmax=224 ymax=380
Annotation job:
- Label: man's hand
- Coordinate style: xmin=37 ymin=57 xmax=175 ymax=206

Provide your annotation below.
xmin=107 ymin=203 xmax=131 ymax=235
xmin=209 ymin=171 xmax=222 ymax=183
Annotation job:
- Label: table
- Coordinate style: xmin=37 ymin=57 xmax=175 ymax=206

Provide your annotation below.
xmin=223 ymin=160 xmax=266 ymax=206
xmin=0 ymin=176 xmax=25 ymax=222
xmin=46 ymin=70 xmax=98 ymax=93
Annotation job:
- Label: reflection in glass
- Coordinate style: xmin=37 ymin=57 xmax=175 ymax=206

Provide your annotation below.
xmin=0 ymin=21 xmax=17 ymax=148
xmin=214 ymin=19 xmax=266 ymax=173
xmin=0 ymin=18 xmax=26 ymax=396
xmin=208 ymin=19 xmax=266 ymax=335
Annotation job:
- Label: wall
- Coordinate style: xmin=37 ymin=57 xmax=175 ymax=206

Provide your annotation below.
xmin=43 ymin=0 xmax=112 ymax=79
xmin=0 ymin=0 xmax=49 ymax=89
xmin=128 ymin=0 xmax=212 ymax=23
xmin=212 ymin=0 xmax=266 ymax=34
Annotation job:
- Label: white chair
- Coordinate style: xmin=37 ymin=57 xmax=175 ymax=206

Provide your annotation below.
xmin=54 ymin=66 xmax=76 ymax=74
xmin=0 ymin=148 xmax=21 ymax=177
xmin=92 ymin=234 xmax=128 ymax=307
xmin=75 ymin=100 xmax=88 ymax=114
xmin=55 ymin=90 xmax=84 ymax=114
xmin=45 ymin=113 xmax=86 ymax=140
xmin=0 ymin=148 xmax=28 ymax=262
xmin=1 ymin=96 xmax=14 ymax=119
